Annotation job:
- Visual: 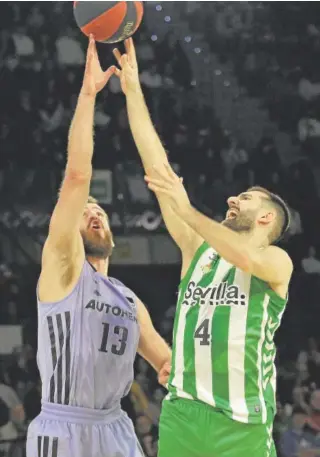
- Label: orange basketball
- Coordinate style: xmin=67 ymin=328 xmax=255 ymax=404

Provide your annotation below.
xmin=73 ymin=1 xmax=144 ymax=44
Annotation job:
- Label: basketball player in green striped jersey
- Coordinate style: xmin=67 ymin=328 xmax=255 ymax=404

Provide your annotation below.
xmin=113 ymin=39 xmax=293 ymax=457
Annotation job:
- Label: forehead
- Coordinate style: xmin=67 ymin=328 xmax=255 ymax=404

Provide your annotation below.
xmin=238 ymin=191 xmax=267 ymax=201
xmin=85 ymin=203 xmax=108 ymax=218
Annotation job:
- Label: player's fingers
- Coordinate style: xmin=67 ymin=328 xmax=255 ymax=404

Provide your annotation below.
xmin=88 ymin=34 xmax=95 ymax=48
xmin=121 ymin=54 xmax=129 ymax=69
xmin=124 ymin=38 xmax=130 ymax=55
xmin=103 ymin=66 xmax=116 ymax=83
xmin=113 ymin=48 xmax=122 ymax=67
xmin=151 ymin=165 xmax=175 ymax=185
xmin=165 ymin=163 xmax=179 ymax=181
xmin=113 ymin=67 xmax=121 ymax=78
xmin=86 ymin=35 xmax=95 ymax=66
xmin=147 ymin=183 xmax=171 ymax=196
xmin=125 ymin=37 xmax=137 ymax=63
xmin=91 ymin=37 xmax=99 ymax=61
xmin=144 ymin=176 xmax=171 ymax=189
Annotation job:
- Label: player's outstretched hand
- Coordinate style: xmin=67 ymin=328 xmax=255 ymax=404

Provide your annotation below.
xmin=145 ymin=164 xmax=191 ymax=217
xmin=112 ymin=37 xmax=140 ymax=95
xmin=81 ymin=35 xmax=116 ymax=96
xmin=158 ymin=361 xmax=171 ymax=388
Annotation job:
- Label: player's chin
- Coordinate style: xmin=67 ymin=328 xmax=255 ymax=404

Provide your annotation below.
xmin=221 ymin=218 xmax=239 ymax=231
xmin=221 ymin=218 xmax=233 ymax=227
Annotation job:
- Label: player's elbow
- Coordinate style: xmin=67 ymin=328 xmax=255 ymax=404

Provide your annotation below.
xmin=64 ymin=166 xmax=92 ymax=183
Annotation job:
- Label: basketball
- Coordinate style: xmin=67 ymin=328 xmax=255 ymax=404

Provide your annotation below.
xmin=73 ymin=1 xmax=144 ymax=44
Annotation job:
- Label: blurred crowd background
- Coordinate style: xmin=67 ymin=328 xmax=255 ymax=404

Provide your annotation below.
xmin=1 ymin=2 xmax=320 ymax=456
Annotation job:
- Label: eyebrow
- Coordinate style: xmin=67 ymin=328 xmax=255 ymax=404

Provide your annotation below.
xmin=238 ymin=192 xmax=252 ymax=199
xmin=85 ymin=205 xmax=106 ymax=215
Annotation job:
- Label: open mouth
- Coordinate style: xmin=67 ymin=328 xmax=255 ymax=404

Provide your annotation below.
xmin=89 ymin=220 xmax=102 ymax=231
xmin=227 ymin=209 xmax=239 ymax=219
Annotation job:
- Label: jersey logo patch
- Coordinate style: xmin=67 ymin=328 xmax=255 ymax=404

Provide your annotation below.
xmin=201 ymin=253 xmax=217 ymax=274
xmin=201 ymin=262 xmax=212 ymax=274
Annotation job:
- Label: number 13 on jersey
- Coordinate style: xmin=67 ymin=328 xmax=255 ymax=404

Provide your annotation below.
xmin=99 ymin=322 xmax=128 ymax=355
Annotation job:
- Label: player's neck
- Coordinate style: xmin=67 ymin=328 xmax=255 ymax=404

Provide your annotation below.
xmin=86 ymin=257 xmax=109 ymax=276
xmin=237 ymin=230 xmax=268 ymax=249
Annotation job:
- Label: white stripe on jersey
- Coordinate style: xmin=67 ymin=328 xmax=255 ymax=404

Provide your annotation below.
xmin=171 ymin=288 xmax=192 ymax=398
xmin=257 ymin=294 xmax=270 ymax=424
xmin=194 ymin=256 xmax=233 ymax=406
xmin=227 ymin=268 xmax=251 ymax=422
xmin=173 ymin=248 xmax=216 ymax=397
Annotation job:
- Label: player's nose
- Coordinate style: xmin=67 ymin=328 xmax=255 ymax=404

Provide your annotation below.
xmin=227 ymin=196 xmax=239 ymax=208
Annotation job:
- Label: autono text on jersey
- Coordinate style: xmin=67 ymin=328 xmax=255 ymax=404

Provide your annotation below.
xmin=182 ymin=281 xmax=247 ymax=307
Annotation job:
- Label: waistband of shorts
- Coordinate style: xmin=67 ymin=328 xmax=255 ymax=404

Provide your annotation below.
xmin=41 ymin=401 xmax=123 ymax=425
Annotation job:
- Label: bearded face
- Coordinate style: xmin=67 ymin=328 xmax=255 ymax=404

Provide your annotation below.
xmin=80 ymin=204 xmax=114 ymax=259
xmin=222 ymin=207 xmax=257 ymax=233
xmin=221 ymin=190 xmax=277 ymax=238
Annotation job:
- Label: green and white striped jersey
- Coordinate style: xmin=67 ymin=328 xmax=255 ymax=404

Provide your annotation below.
xmin=167 ymin=242 xmax=287 ymax=424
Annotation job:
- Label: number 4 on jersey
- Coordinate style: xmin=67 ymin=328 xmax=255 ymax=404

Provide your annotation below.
xmin=194 ymin=319 xmax=210 ymax=346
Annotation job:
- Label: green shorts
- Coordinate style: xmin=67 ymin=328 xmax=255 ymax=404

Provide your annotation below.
xmin=158 ymin=398 xmax=277 ymax=457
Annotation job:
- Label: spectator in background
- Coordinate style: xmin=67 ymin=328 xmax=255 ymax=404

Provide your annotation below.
xmin=95 ymin=101 xmax=111 ymax=128
xmin=55 ymin=26 xmax=85 ymax=66
xmin=140 ymin=64 xmax=162 ymax=89
xmin=249 ymin=137 xmax=282 ymax=188
xmin=287 ymin=205 xmax=303 ymax=237
xmin=8 ymin=346 xmax=38 ymax=398
xmin=26 ymin=5 xmax=46 ymax=38
xmin=0 ymin=123 xmax=16 ymax=168
xmin=109 ymin=73 xmax=123 ymax=95
xmin=306 ymin=390 xmax=320 ymax=432
xmin=299 ymin=116 xmax=320 ymax=141
xmin=302 ymin=246 xmax=320 ymax=274
xmin=135 ymin=32 xmax=155 ymax=65
xmin=135 ymin=414 xmax=157 ymax=457
xmin=156 ymin=32 xmax=192 ymax=88
xmin=12 ymin=25 xmax=35 ymax=58
xmin=0 ymin=369 xmax=25 ymax=456
xmin=297 ymin=340 xmax=320 ymax=397
xmin=147 ymin=388 xmax=166 ymax=425
xmin=232 ymin=148 xmax=253 ymax=193
xmin=39 ymin=96 xmax=64 ymax=133
xmin=135 ymin=359 xmax=150 ymax=394
xmin=6 ymin=301 xmax=18 ymax=325
xmin=0 ymin=397 xmax=11 ymax=457
xmin=23 ymin=379 xmax=41 ymax=424
xmin=280 ymin=408 xmax=317 ymax=457
xmin=299 ymin=77 xmax=320 ymax=102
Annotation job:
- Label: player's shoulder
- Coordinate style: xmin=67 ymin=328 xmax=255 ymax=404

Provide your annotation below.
xmin=109 ymin=276 xmax=126 ymax=288
xmin=109 ymin=277 xmax=137 ymax=306
xmin=265 ymin=245 xmax=293 ymax=270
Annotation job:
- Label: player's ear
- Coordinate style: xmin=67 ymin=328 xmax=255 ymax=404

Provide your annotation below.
xmin=258 ymin=211 xmax=274 ymax=227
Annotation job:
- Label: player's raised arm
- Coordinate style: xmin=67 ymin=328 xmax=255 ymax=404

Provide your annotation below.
xmin=113 ymin=38 xmax=202 ymax=272
xmin=145 ymin=164 xmax=293 ymax=288
xmin=39 ymin=36 xmax=115 ymax=300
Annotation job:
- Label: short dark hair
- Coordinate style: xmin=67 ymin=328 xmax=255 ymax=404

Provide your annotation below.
xmin=247 ymin=186 xmax=291 ymax=244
